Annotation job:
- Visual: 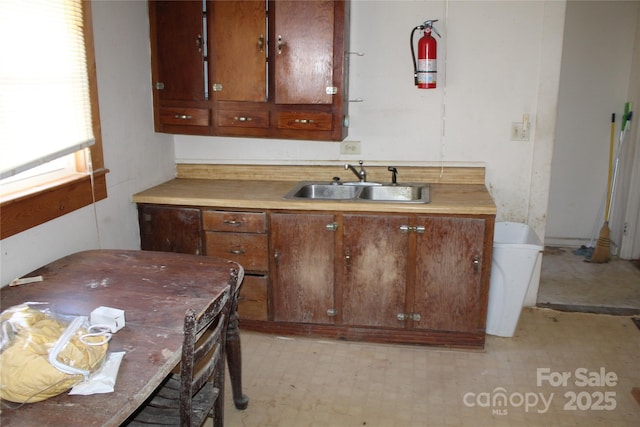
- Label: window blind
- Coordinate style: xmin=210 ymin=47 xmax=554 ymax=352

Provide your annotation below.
xmin=0 ymin=0 xmax=95 ymax=180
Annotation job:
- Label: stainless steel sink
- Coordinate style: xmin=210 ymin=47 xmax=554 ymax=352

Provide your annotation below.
xmin=359 ymin=184 xmax=429 ymax=202
xmin=284 ymin=182 xmax=430 ymax=203
xmin=287 ymin=183 xmax=361 ymax=200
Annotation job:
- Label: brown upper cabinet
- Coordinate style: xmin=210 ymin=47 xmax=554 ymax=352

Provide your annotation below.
xmin=148 ymin=0 xmax=351 ymax=141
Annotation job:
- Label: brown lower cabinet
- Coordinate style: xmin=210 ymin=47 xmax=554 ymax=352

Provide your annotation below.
xmin=137 ymin=204 xmax=494 ymax=349
xmin=270 ymin=213 xmax=336 ymax=324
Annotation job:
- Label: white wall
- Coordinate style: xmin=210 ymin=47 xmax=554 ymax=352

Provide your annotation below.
xmin=546 ymin=0 xmax=639 ymax=248
xmin=2 ymin=0 xmax=568 ymax=301
xmin=0 ymin=0 xmax=174 ymax=285
xmin=175 ymin=0 xmax=565 ymax=243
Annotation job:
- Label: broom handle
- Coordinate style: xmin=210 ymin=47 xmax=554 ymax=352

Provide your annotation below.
xmin=608 ymin=112 xmax=633 ymax=222
xmin=604 ymin=113 xmax=615 ymax=222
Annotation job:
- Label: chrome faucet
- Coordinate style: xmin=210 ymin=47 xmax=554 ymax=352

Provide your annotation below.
xmin=344 ymin=160 xmax=367 ymax=182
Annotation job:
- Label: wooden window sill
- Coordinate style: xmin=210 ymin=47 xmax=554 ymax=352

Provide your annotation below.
xmin=1 ymin=168 xmax=108 ymax=239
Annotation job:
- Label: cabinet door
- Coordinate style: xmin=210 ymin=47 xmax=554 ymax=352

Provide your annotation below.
xmin=149 ymin=1 xmax=206 ymax=102
xmin=138 ymin=205 xmax=202 ymax=255
xmin=270 ymin=213 xmax=335 ymax=324
xmin=413 ymin=217 xmax=485 ymax=333
xmin=342 ymin=215 xmax=409 ymax=328
xmin=210 ymin=0 xmax=267 ymax=102
xmin=274 ymin=0 xmax=334 ymax=104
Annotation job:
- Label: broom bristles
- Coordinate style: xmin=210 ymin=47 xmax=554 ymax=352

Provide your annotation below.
xmin=588 ymin=222 xmax=610 ymax=263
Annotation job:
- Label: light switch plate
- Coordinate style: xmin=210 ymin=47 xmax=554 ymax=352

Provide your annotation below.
xmin=511 ymin=123 xmax=530 ymax=141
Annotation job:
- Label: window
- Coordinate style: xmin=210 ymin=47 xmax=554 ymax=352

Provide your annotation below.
xmin=0 ymin=0 xmax=107 ymax=239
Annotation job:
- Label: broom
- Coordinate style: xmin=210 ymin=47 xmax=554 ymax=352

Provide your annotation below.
xmin=588 ymin=113 xmax=616 ymax=263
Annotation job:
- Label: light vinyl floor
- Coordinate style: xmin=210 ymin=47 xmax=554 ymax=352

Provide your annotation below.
xmin=221 ymin=308 xmax=640 ymax=427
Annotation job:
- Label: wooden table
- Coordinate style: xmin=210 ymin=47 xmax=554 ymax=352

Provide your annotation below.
xmin=0 ymin=249 xmax=248 ymax=426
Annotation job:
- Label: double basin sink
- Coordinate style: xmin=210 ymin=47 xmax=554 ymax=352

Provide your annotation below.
xmin=284 ymin=181 xmax=430 ymax=204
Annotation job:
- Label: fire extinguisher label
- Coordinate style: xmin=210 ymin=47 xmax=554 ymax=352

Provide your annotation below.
xmin=417 ymin=59 xmax=437 ymax=85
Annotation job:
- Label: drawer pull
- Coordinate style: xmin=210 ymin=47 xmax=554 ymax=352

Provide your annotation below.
xmin=174 ymin=114 xmax=193 ymax=120
xmin=223 ymin=219 xmax=243 ymax=226
xmin=234 ymin=116 xmax=252 ymax=122
xmin=229 ymin=248 xmax=246 ymax=255
xmin=294 ymin=119 xmax=314 ymax=124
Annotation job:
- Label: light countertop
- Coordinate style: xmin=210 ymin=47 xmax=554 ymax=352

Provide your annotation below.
xmin=132 ymin=178 xmax=497 ymax=215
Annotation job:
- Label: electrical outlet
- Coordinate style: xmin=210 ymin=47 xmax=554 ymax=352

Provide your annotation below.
xmin=341 ymin=140 xmax=361 ymax=154
xmin=511 ymin=122 xmax=530 ymax=141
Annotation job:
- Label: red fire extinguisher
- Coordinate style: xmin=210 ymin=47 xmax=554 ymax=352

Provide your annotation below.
xmin=411 ymin=20 xmax=440 ymax=89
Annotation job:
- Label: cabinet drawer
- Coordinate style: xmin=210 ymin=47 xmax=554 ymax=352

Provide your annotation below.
xmin=276 ymin=112 xmax=333 ymax=131
xmin=237 ymin=275 xmax=268 ymax=321
xmin=217 ymin=110 xmax=269 ymax=128
xmin=203 ymin=210 xmax=266 ymax=233
xmin=159 ymin=107 xmax=210 ymax=126
xmin=205 ymin=231 xmax=268 ymax=272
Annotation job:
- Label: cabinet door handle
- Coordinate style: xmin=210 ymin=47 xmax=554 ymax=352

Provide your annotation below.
xmin=325 ymin=222 xmax=338 ymax=231
xmin=229 ymin=248 xmax=246 ymax=255
xmin=234 ymin=116 xmax=253 ymax=122
xmin=196 ymin=34 xmax=203 ymax=52
xmin=294 ymin=119 xmax=315 ymax=124
xmin=399 ymin=225 xmax=425 ymax=233
xmin=326 ymin=308 xmax=338 ymax=317
xmin=258 ymin=34 xmax=264 ymax=52
xmin=397 ymin=313 xmax=407 ymax=321
xmin=277 ymin=35 xmax=286 ymax=54
xmin=473 ymin=255 xmax=480 ymax=273
xmin=344 ymin=247 xmax=351 ymax=269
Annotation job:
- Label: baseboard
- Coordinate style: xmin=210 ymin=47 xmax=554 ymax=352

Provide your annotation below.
xmin=543 ymin=237 xmax=620 ymax=256
xmin=543 ymin=237 xmax=591 ymax=248
xmin=537 ymin=303 xmax=640 ymax=316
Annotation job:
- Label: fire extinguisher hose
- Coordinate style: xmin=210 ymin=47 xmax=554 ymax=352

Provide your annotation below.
xmin=410 ymin=26 xmax=422 ymax=86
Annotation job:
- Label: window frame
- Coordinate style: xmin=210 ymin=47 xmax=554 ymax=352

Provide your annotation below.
xmin=0 ymin=0 xmax=108 ymax=240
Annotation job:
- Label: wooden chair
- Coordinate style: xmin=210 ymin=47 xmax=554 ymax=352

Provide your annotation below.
xmin=125 ymin=267 xmax=240 ymax=427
